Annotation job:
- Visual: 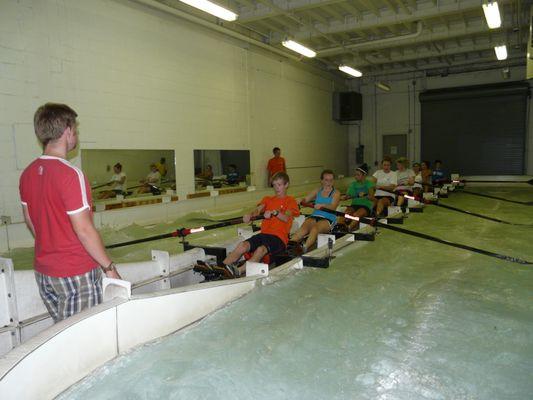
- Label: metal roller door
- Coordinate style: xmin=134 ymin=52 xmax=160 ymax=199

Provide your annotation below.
xmin=420 ymin=82 xmax=529 ymax=175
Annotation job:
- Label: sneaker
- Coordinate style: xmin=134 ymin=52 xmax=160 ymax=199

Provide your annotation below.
xmin=193 ymin=260 xmax=214 ymax=274
xmin=226 ymin=263 xmax=240 ymax=278
xmin=193 ymin=260 xmax=224 ymax=282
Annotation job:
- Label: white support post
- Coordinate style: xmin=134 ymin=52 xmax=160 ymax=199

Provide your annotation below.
xmin=151 ymin=250 xmax=171 ymax=290
xmin=317 ymin=234 xmax=336 ymax=248
xmin=388 ymin=206 xmax=402 ymax=216
xmin=245 ymin=261 xmax=269 ymax=277
xmin=407 ymin=198 xmax=421 ymax=207
xmin=102 ymin=278 xmax=131 ymax=301
xmin=237 ymin=227 xmax=255 ymax=241
xmin=0 ymin=258 xmax=20 ymax=352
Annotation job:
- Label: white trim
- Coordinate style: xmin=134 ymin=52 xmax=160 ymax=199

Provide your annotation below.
xmin=21 ymin=202 xmax=28 ymax=206
xmin=66 ymin=205 xmax=89 ymax=215
xmin=38 ymin=155 xmax=64 ymax=160
xmin=56 ymin=159 xmax=90 ymax=212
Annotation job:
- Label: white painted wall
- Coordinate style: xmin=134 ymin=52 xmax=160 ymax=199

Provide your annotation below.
xmin=0 ymin=0 xmax=348 ymax=224
xmin=349 ymin=66 xmax=533 ymax=175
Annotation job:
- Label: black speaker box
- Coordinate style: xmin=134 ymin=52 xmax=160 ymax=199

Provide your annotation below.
xmin=333 ymin=91 xmax=362 ymax=122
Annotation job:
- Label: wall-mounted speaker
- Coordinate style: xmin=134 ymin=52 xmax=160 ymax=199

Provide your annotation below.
xmin=333 ymin=91 xmax=362 ymax=123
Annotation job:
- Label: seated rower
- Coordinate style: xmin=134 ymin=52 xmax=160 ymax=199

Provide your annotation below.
xmin=226 ymin=164 xmax=240 ymax=185
xmin=340 ymin=164 xmax=375 ymax=231
xmin=412 ymin=162 xmax=423 ymax=198
xmin=420 ymin=160 xmax=432 ymax=192
xmin=138 ymin=164 xmax=161 ymax=194
xmin=291 ymin=169 xmax=340 ymax=253
xmin=432 ymin=159 xmax=448 ymax=186
xmin=218 ymin=172 xmax=299 ymax=278
xmin=98 ymin=163 xmax=127 ymax=199
xmin=372 ymin=156 xmax=397 ymax=217
xmin=394 ymin=157 xmax=415 ymax=207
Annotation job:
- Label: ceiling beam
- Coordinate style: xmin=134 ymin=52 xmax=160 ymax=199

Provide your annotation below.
xmin=239 ymin=0 xmax=349 ymax=23
xmin=266 ymin=0 xmax=514 ymax=43
xmin=354 ymin=0 xmax=381 ymax=17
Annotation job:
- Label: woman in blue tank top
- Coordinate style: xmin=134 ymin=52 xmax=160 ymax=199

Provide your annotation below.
xmin=291 ymin=169 xmax=341 ymax=253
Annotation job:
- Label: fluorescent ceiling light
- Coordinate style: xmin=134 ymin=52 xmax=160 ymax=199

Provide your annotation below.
xmin=376 ymin=81 xmax=391 ymax=91
xmin=282 ymin=40 xmax=316 ymax=58
xmin=482 ymin=1 xmax=501 ymax=29
xmin=494 ymin=45 xmax=507 ymax=60
xmin=338 ymin=65 xmax=362 ymax=77
xmin=179 ymin=0 xmax=238 ymax=21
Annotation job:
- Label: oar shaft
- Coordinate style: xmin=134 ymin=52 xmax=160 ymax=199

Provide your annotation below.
xmin=302 ymin=202 xmax=532 ymax=265
xmin=434 ymin=203 xmax=513 ymax=225
xmin=106 ymin=216 xmax=264 ymax=249
xmin=179 ymin=216 xmax=263 ymax=236
xmin=460 ymin=190 xmax=532 ymax=206
xmin=376 ymin=222 xmax=532 ymax=265
xmin=106 ymin=231 xmax=179 ymax=249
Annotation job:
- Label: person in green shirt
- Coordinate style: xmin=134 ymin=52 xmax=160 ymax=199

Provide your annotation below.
xmin=341 ymin=164 xmax=376 ymax=231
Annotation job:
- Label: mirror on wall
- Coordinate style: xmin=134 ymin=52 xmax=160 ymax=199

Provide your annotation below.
xmin=81 ymin=149 xmax=176 ymax=200
xmin=194 ymin=150 xmax=250 ymax=191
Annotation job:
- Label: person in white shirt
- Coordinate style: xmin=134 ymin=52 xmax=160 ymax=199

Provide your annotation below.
xmin=412 ymin=162 xmax=423 ymax=198
xmin=138 ymin=164 xmax=162 ymax=194
xmin=372 ymin=157 xmax=397 ymax=217
xmin=394 ymin=157 xmax=415 ymax=207
xmin=98 ymin=163 xmax=127 ymax=199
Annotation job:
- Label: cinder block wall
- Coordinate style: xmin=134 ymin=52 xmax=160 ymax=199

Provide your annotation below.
xmin=0 ymin=0 xmax=349 ymax=223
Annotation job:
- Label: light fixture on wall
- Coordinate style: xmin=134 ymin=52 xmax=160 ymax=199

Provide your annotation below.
xmin=375 ymin=81 xmax=391 ymax=92
xmin=179 ymin=0 xmax=238 ymax=21
xmin=282 ymin=40 xmax=316 ymax=58
xmin=482 ymin=1 xmax=502 ymax=29
xmin=494 ymin=44 xmax=508 ymax=60
xmin=338 ymin=65 xmax=362 ymax=77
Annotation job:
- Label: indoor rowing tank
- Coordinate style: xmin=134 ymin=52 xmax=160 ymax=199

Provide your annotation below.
xmin=58 ymin=186 xmax=533 ymax=399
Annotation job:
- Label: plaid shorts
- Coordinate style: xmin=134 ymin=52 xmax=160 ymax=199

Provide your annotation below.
xmin=35 ymin=268 xmax=103 ymax=322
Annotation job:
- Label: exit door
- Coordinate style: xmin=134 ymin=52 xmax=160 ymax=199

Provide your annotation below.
xmin=382 ymin=134 xmax=407 ymax=164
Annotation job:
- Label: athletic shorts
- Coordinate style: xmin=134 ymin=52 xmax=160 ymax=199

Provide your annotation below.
xmin=346 ymin=205 xmax=372 ymax=216
xmin=35 ymin=268 xmax=103 ymax=322
xmin=246 ymin=233 xmax=286 ymax=256
xmin=375 ymin=195 xmax=394 ymax=203
xmin=306 ymin=215 xmax=336 ymax=230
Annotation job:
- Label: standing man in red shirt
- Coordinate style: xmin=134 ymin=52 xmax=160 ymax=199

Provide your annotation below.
xmin=19 ymin=103 xmax=121 ymax=323
xmin=267 ymin=147 xmax=286 ymax=186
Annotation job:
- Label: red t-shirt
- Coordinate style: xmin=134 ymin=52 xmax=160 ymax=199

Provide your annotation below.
xmin=259 ymin=195 xmax=300 ymax=245
xmin=19 ymin=156 xmax=98 ymax=278
xmin=267 ymin=157 xmax=286 ymax=176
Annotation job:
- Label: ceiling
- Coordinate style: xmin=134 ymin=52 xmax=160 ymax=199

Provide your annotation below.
xmin=152 ymin=0 xmax=531 ymax=78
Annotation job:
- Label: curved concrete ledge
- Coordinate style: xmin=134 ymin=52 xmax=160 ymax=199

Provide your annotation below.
xmin=0 ymin=278 xmax=259 ymax=399
xmin=0 ymin=231 xmax=361 ymax=399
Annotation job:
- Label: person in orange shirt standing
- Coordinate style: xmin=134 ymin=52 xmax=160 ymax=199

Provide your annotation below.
xmin=221 ymin=172 xmax=298 ymax=277
xmin=267 ymin=147 xmax=286 ymax=186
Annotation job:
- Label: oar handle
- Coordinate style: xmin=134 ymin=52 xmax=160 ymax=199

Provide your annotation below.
xmin=300 ymin=201 xmax=377 ymax=226
xmin=177 ymin=215 xmax=265 ymax=237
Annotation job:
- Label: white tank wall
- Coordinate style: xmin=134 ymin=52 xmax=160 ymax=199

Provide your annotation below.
xmin=0 ymin=0 xmax=349 ymax=225
xmin=0 ymin=277 xmax=258 ymax=400
xmin=348 ymin=67 xmax=533 ymax=175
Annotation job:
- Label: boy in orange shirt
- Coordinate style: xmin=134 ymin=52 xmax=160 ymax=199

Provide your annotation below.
xmin=222 ymin=172 xmax=299 ymax=277
xmin=267 ymin=147 xmax=286 ymax=185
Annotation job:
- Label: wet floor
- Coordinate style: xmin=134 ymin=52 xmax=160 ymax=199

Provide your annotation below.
xmin=57 ymin=187 xmax=533 ymax=399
